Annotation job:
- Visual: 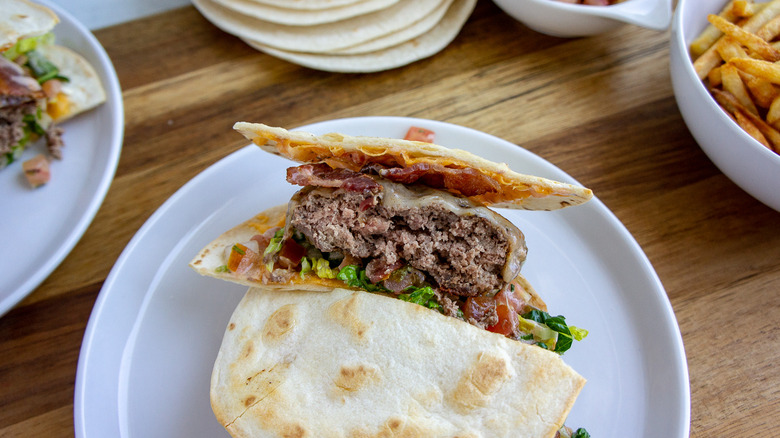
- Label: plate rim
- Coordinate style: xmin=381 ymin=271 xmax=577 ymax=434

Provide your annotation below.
xmin=74 ymin=116 xmax=690 ymax=437
xmin=0 ymin=0 xmax=124 ymax=316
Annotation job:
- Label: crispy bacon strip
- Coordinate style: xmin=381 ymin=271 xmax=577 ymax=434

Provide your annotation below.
xmin=377 ymin=163 xmax=500 ymax=197
xmin=287 ymin=163 xmax=381 ymax=193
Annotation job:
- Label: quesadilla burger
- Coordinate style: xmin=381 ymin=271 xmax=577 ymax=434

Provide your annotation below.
xmin=1 ymin=0 xmax=106 ymax=182
xmin=210 ymin=286 xmax=586 ymax=438
xmin=191 ymin=123 xmax=593 ymax=355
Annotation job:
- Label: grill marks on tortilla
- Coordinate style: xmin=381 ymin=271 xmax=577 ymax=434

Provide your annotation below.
xmin=334 ymin=363 xmax=381 ymax=393
xmin=262 ymin=304 xmax=297 ymax=345
xmin=449 ymin=351 xmax=513 ymax=412
xmin=327 ymin=291 xmax=371 ymax=340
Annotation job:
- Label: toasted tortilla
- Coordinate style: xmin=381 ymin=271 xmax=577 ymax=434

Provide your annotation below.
xmin=234 ymin=122 xmax=593 ymax=210
xmin=212 ymin=0 xmax=399 ymax=26
xmin=246 ymin=0 xmax=365 ymax=10
xmin=0 ymin=0 xmax=58 ymax=51
xmin=192 ymin=0 xmax=446 ymax=53
xmin=37 ymin=44 xmax=106 ymax=121
xmin=211 ymin=286 xmax=585 ymax=438
xmin=189 ymin=203 xmax=549 ymax=310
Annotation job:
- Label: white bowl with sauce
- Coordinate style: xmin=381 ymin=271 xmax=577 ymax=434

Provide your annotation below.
xmin=670 ymin=0 xmax=780 ymax=211
xmin=492 ymin=0 xmax=672 ymax=38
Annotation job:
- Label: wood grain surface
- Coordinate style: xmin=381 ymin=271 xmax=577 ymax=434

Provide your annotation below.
xmin=1 ymin=1 xmax=778 ymax=436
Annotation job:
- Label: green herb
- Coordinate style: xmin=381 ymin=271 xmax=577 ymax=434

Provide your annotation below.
xmin=231 ymin=244 xmax=245 ymax=255
xmin=25 ymin=50 xmax=69 ymax=83
xmin=398 ymin=286 xmax=441 ymax=310
xmin=215 ymin=265 xmax=230 ymax=273
xmin=571 ymin=428 xmax=591 ymax=438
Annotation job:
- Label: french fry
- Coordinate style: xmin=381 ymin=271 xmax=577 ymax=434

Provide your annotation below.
xmin=742 ymin=0 xmax=780 ymax=32
xmin=713 ymin=89 xmax=780 ymax=150
xmin=737 ymin=69 xmax=778 ymax=107
xmin=708 ymin=14 xmax=780 ymax=60
xmin=694 ymin=47 xmax=724 ymax=80
xmin=709 ymin=65 xmax=723 ymax=86
xmin=766 ymin=94 xmax=780 ymax=128
xmin=734 ymin=110 xmax=772 ymax=148
xmin=721 ymin=63 xmax=760 ymax=115
xmin=691 ymin=0 xmax=780 ymax=155
xmin=756 ymin=14 xmax=780 ymax=39
xmin=729 ymin=57 xmax=780 ymax=83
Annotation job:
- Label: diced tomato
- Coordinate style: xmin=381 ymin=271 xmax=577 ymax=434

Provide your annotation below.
xmin=404 ymin=126 xmax=435 ymax=143
xmin=278 ymin=238 xmax=305 ymax=268
xmin=22 ymin=154 xmax=50 ymax=188
xmin=496 ymin=282 xmax=528 ymax=314
xmin=487 ymin=300 xmax=519 ymax=336
xmin=463 ymin=296 xmax=495 ymax=322
xmin=227 ymin=243 xmax=259 ymax=273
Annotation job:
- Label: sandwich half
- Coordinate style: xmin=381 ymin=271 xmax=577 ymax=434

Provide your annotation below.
xmin=192 ymin=123 xmax=592 ymax=354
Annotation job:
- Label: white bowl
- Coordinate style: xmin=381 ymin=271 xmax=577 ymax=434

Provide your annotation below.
xmin=670 ymin=0 xmax=780 ymax=211
xmin=492 ymin=0 xmax=671 ymax=38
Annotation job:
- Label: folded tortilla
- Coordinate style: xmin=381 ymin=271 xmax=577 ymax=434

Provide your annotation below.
xmin=234 ymin=122 xmax=592 ymax=210
xmin=36 ymin=44 xmax=106 ymax=121
xmin=211 ymin=286 xmax=585 ymax=438
xmin=0 ymin=0 xmax=58 ymax=51
xmin=189 ymin=203 xmax=549 ymax=310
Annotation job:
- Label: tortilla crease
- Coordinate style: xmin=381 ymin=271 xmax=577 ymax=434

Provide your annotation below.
xmin=0 ymin=0 xmax=58 ymax=51
xmin=212 ymin=0 xmax=400 ymax=26
xmin=211 ymin=287 xmax=585 ymax=438
xmin=189 ymin=203 xmax=549 ymax=310
xmin=234 ymin=123 xmax=593 ymax=210
xmin=37 ymin=44 xmax=106 ymax=121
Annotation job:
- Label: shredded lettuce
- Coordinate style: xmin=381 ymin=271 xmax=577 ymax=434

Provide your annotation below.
xmin=2 ymin=33 xmax=55 ymax=61
xmin=397 ymin=286 xmax=441 ymax=311
xmin=263 ymin=229 xmax=284 ymax=271
xmin=520 ymin=310 xmax=588 ymax=354
xmin=313 ymin=258 xmax=336 ymax=279
xmin=335 ymin=265 xmax=386 ymax=292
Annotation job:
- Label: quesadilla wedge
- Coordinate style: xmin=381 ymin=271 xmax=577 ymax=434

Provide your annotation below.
xmin=211 ymin=286 xmax=586 ymax=438
xmin=191 ymin=123 xmax=591 ymax=354
xmin=1 ymin=0 xmax=106 ymax=173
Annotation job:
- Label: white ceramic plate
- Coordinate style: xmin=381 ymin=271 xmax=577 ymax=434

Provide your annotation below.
xmin=0 ymin=0 xmax=123 ymax=315
xmin=74 ymin=117 xmax=689 ymax=437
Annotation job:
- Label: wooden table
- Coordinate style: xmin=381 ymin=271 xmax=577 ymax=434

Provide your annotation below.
xmin=1 ymin=1 xmax=778 ymax=436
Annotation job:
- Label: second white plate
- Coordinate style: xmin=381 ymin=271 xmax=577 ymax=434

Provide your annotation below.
xmin=75 ymin=117 xmax=689 ymax=437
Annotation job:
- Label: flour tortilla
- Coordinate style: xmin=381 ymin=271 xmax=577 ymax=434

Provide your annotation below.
xmin=0 ymin=0 xmax=58 ymax=51
xmin=37 ymin=44 xmax=106 ymax=121
xmin=212 ymin=0 xmax=399 ymax=26
xmin=244 ymin=0 xmax=364 ymax=10
xmin=234 ymin=122 xmax=593 ymax=210
xmin=189 ymin=203 xmax=549 ymax=310
xmin=193 ymin=0 xmax=446 ymax=53
xmin=328 ymin=0 xmax=455 ymax=55
xmin=211 ymin=287 xmax=585 ymax=438
xmin=244 ymin=0 xmax=469 ymax=71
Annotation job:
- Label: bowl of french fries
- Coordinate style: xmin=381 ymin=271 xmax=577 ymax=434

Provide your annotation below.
xmin=492 ymin=0 xmax=671 ymax=38
xmin=671 ymin=0 xmax=780 ymax=211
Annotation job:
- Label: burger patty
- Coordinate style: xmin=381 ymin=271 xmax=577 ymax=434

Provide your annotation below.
xmin=288 ymin=184 xmax=526 ymax=296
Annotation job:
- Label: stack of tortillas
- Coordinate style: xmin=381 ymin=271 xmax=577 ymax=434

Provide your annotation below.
xmin=191 ymin=0 xmax=477 ymax=73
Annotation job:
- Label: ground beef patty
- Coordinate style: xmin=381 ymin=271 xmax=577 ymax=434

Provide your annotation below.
xmin=288 ymin=184 xmax=527 ymax=296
